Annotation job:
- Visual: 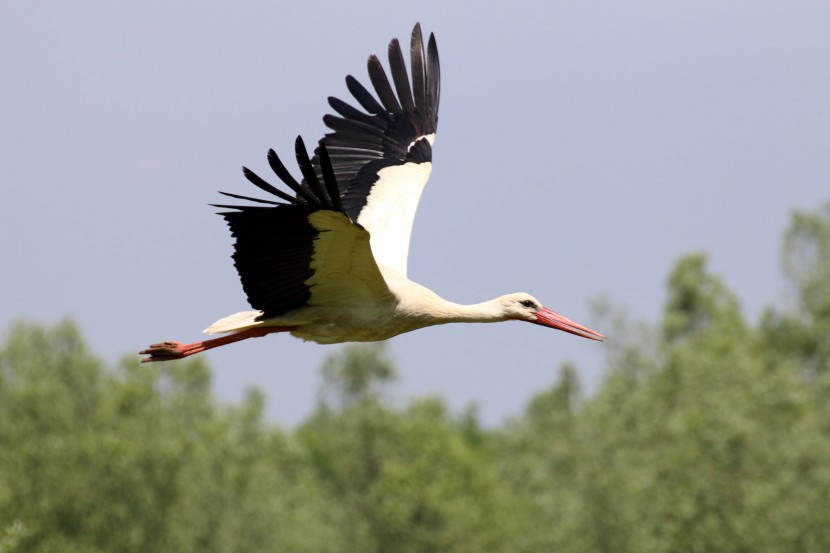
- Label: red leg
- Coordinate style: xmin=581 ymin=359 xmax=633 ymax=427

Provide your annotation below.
xmin=139 ymin=326 xmax=296 ymax=363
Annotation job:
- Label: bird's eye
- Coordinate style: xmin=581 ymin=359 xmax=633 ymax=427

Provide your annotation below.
xmin=520 ymin=300 xmax=537 ymax=309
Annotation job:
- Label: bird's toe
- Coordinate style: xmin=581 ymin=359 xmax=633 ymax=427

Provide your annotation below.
xmin=139 ymin=341 xmax=186 ymax=362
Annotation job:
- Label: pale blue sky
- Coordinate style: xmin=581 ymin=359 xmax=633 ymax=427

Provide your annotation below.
xmin=2 ymin=1 xmax=828 ymax=426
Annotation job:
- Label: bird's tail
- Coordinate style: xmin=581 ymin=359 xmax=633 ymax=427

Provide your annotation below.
xmin=203 ymin=310 xmax=263 ymax=334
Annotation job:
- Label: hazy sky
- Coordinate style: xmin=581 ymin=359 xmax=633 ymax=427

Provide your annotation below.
xmin=3 ymin=1 xmax=828 ymax=426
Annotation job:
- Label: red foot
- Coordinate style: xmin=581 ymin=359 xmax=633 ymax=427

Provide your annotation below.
xmin=139 ymin=340 xmax=204 ymax=363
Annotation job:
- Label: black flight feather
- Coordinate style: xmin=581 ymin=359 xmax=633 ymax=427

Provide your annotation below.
xmin=220 ymin=206 xmax=316 ymax=318
xmin=267 ymin=149 xmax=317 ymax=205
xmin=388 ymin=39 xmax=415 ymax=112
xmin=294 ymin=136 xmax=331 ymax=208
xmin=322 ymin=114 xmax=385 ymax=138
xmin=218 ymin=191 xmax=284 ymax=205
xmin=367 ymin=56 xmax=402 ymax=114
xmin=426 ymin=33 xmax=440 ymax=124
xmin=328 ymin=96 xmax=388 ymax=128
xmin=410 ymin=24 xmax=427 ymax=115
xmin=345 ymin=75 xmax=385 ymax=115
xmin=242 ymin=167 xmax=303 ymax=205
xmin=216 ymin=137 xmax=352 ymax=318
xmin=318 ymin=145 xmax=343 ymax=213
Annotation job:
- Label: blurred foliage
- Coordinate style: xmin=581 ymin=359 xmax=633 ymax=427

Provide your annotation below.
xmin=2 ymin=202 xmax=830 ymax=552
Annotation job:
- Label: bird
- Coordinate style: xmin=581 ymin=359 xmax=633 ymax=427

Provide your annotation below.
xmin=140 ymin=23 xmax=603 ymax=363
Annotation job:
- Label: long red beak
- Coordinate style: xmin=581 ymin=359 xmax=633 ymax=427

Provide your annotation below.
xmin=532 ymin=307 xmax=605 ymax=341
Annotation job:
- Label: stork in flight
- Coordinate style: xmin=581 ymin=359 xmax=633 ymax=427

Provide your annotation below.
xmin=140 ymin=24 xmax=603 ymax=363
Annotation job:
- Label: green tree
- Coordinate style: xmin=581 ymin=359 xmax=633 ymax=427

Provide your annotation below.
xmin=0 ymin=320 xmax=341 ymax=553
xmin=500 ymin=252 xmax=830 ymax=553
xmin=762 ymin=202 xmax=830 ymax=375
xmin=300 ymin=343 xmax=505 ymax=553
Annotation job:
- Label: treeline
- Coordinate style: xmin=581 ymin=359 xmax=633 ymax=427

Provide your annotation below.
xmin=1 ymin=203 xmax=830 ymax=553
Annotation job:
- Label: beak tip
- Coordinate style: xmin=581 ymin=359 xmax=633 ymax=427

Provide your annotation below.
xmin=534 ymin=307 xmax=605 ymax=343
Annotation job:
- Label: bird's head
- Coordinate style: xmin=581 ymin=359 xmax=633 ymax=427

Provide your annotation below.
xmin=499 ymin=293 xmax=604 ymax=341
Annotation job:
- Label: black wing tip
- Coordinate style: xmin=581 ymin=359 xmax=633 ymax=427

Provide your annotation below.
xmin=322 ymin=113 xmax=338 ymax=128
xmin=241 ymin=165 xmax=271 ymax=189
xmin=317 ymin=142 xmax=344 ymax=213
xmin=345 ymin=73 xmax=385 ymax=115
xmin=266 ymin=148 xmax=286 ymax=170
xmin=294 ymin=135 xmax=308 ymax=153
xmin=236 ymin=145 xmax=329 ymax=208
xmin=427 ymin=31 xmax=438 ymax=50
xmin=292 ymin=135 xmax=332 ymax=208
xmin=412 ymin=22 xmax=423 ymax=38
xmin=216 ymin=190 xmax=281 ymax=206
xmin=224 ymin=135 xmax=349 ymax=213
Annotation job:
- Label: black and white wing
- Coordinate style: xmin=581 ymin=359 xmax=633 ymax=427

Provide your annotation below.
xmin=213 ymin=24 xmax=439 ymax=319
xmin=314 ymin=23 xmax=440 ymax=277
xmin=214 ymin=138 xmax=393 ymax=319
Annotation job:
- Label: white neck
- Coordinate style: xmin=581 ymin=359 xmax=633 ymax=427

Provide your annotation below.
xmin=386 ymin=277 xmax=510 ymax=326
xmin=434 ymin=299 xmax=507 ymax=323
xmin=400 ymin=292 xmax=507 ymax=324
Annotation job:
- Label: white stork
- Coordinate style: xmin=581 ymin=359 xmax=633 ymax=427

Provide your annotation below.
xmin=140 ymin=24 xmax=603 ymax=363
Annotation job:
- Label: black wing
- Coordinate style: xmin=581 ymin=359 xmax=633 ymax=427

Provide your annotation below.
xmin=214 ymin=24 xmax=441 ymax=316
xmin=215 ymin=139 xmax=388 ymax=318
xmin=313 ymin=22 xmax=441 ymax=220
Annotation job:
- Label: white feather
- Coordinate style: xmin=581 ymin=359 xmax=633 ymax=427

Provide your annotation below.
xmin=357 ymin=161 xmax=432 ymax=276
xmin=306 ymin=210 xmax=393 ymax=307
xmin=204 ymin=310 xmax=262 ymax=334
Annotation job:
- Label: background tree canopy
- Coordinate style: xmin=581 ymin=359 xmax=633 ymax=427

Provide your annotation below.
xmin=1 ymin=203 xmax=829 ymax=553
